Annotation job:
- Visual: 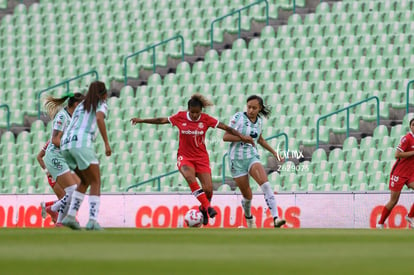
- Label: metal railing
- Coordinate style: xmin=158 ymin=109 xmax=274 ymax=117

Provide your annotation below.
xmin=0 ymin=104 xmax=10 ymax=130
xmin=37 ymin=70 xmax=99 ymax=119
xmin=210 ymin=0 xmax=269 ymax=49
xmin=126 ymin=170 xmax=179 ymax=192
xmin=316 ymin=96 xmax=380 ymax=148
xmin=123 ymin=35 xmax=184 ymax=85
xmin=406 ymin=80 xmax=414 ymax=114
xmin=221 ymin=132 xmax=289 ymax=185
xmin=126 ymin=133 xmax=289 ymax=191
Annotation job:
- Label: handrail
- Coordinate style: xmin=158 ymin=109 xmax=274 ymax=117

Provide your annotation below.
xmin=221 ymin=132 xmax=289 ymax=185
xmin=126 ymin=170 xmax=179 ymax=192
xmin=316 ymin=96 xmax=380 ymax=148
xmin=37 ymin=70 xmax=99 ymax=119
xmin=126 ymin=132 xmax=289 ymax=191
xmin=0 ymin=104 xmax=10 ymax=130
xmin=123 ymin=35 xmax=184 ymax=85
xmin=210 ymin=0 xmax=269 ymax=49
xmin=406 ymin=80 xmax=414 ymax=114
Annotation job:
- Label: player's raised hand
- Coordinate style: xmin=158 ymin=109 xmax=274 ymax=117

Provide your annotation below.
xmin=130 ymin=118 xmax=143 ymax=125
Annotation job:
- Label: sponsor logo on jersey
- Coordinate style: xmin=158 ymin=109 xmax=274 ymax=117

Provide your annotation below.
xmin=62 ymin=134 xmax=78 ymax=145
xmin=181 ymin=130 xmax=204 ymax=135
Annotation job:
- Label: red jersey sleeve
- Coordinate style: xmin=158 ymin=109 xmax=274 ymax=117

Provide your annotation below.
xmin=203 ymin=113 xmax=219 ymax=128
xmin=168 ymin=112 xmax=181 ymax=127
xmin=397 ymin=134 xmax=410 ymax=152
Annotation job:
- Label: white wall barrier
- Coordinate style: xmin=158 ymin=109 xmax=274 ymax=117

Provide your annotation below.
xmin=0 ymin=192 xmax=413 ymax=228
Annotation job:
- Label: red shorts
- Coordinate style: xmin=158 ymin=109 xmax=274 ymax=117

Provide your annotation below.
xmin=177 ymin=155 xmax=211 ymax=174
xmin=47 ymin=175 xmax=56 ymax=188
xmin=389 ymin=173 xmax=414 ymax=192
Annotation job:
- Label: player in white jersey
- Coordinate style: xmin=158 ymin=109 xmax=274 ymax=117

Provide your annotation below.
xmin=223 ymin=95 xmax=286 ymax=228
xmin=40 ymin=93 xmax=84 ymax=226
xmin=61 ymin=81 xmax=111 ymax=230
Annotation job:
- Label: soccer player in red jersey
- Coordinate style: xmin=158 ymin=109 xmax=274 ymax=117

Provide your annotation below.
xmin=131 ymin=94 xmax=254 ymax=225
xmin=377 ymin=118 xmax=414 ymax=229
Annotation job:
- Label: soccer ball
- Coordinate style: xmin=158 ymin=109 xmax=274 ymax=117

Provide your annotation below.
xmin=184 ymin=209 xmax=203 ymax=228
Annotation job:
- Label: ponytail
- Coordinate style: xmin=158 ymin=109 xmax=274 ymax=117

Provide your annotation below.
xmin=44 ymin=92 xmax=84 ymax=118
xmin=187 ymin=93 xmax=213 ymax=110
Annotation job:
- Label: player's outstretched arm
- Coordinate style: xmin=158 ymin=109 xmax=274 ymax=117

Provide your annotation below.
xmin=130 ymin=117 xmax=169 ymax=125
xmin=217 ymin=122 xmax=254 ymax=146
xmin=395 ymin=149 xmax=414 ymax=159
xmin=36 ymin=149 xmax=46 ymax=170
xmin=97 ymin=111 xmax=111 ymax=157
xmin=258 ymin=134 xmax=282 ymax=161
xmin=223 ymin=131 xmax=242 ymax=142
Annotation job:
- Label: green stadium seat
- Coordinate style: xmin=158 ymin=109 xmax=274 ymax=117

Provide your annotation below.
xmin=0 ymin=0 xmax=7 ymax=9
xmin=331 ymin=157 xmax=349 ymax=173
xmin=342 ymin=136 xmax=358 ymax=151
xmin=309 ymin=160 xmax=331 ymax=176
xmin=350 ymin=171 xmax=368 ymax=191
xmin=296 ymin=172 xmax=310 ymax=191
xmin=333 ymin=171 xmax=351 ymax=191
xmin=216 ymin=183 xmax=232 ymax=192
xmin=361 ymin=148 xmax=380 ymax=162
xmin=360 ymin=136 xmax=376 ymax=150
xmin=380 ymin=147 xmax=396 ymax=162
xmin=281 ymin=172 xmax=299 ymax=192
xmin=1 ymin=131 xmax=15 ymax=144
xmin=344 ymin=148 xmax=362 ymax=162
xmin=390 ymin=125 xmax=406 ymax=140
xmin=315 ymin=171 xmax=333 ymax=191
xmin=368 ymin=171 xmax=387 ymax=190
xmin=329 ymin=148 xmax=344 ymax=162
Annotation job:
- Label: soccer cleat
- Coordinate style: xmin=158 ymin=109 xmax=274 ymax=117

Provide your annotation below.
xmin=62 ymin=215 xmax=81 ymax=230
xmin=199 ymin=206 xmax=209 ymax=225
xmin=405 ymin=216 xmax=414 ymax=229
xmin=245 ymin=216 xmax=257 ymax=228
xmin=376 ymin=223 xmax=384 ymax=229
xmin=46 ymin=206 xmax=58 ymax=224
xmin=274 ymin=217 xmax=286 ymax=228
xmin=207 ymin=207 xmax=217 ymax=219
xmin=86 ymin=220 xmax=103 ymax=231
xmin=55 ymin=223 xmax=63 ymax=228
xmin=40 ymin=202 xmax=47 ymax=219
xmin=199 ymin=206 xmax=218 ymax=225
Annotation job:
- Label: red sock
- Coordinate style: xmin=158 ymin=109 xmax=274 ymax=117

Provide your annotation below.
xmin=45 ymin=201 xmax=55 ymax=207
xmin=408 ymin=204 xmax=414 ymax=218
xmin=188 ymin=182 xmax=210 ymax=209
xmin=378 ymin=206 xmax=391 ymax=224
xmin=206 ymin=192 xmax=212 ymax=202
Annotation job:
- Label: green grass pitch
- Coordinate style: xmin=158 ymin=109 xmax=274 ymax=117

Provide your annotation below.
xmin=0 ymin=228 xmax=413 ymax=275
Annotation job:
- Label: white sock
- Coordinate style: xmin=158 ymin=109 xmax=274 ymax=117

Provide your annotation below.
xmin=57 ymin=185 xmax=77 ymax=223
xmin=241 ymin=198 xmax=252 ymax=218
xmin=56 ymin=193 xmax=69 ymax=223
xmin=89 ymin=195 xmax=101 ymax=221
xmin=67 ymin=190 xmax=85 ymax=217
xmin=260 ymin=182 xmax=278 ymax=218
xmin=51 ymin=198 xmax=63 ymax=212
